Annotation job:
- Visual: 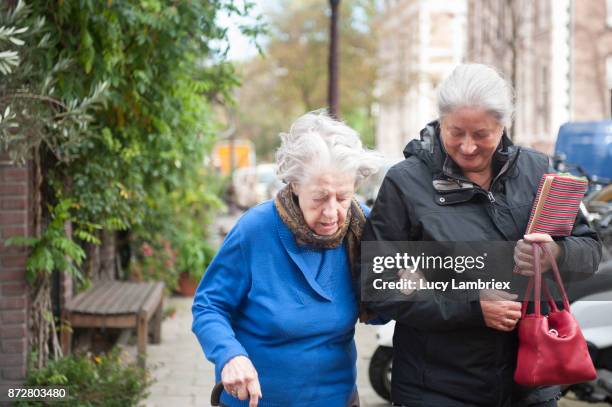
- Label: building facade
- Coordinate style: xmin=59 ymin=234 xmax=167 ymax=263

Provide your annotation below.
xmin=573 ymin=0 xmax=612 ymax=122
xmin=374 ymin=0 xmax=466 ymax=160
xmin=467 ymin=0 xmax=612 ymax=153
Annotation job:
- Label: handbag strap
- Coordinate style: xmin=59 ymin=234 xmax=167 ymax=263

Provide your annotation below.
xmin=520 ymin=243 xmax=568 ymax=317
xmin=541 ymin=243 xmax=571 ymax=311
xmin=521 ymin=244 xmax=543 ymax=317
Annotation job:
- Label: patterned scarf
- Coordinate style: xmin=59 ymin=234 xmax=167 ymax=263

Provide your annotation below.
xmin=274 ymin=184 xmax=366 ymax=279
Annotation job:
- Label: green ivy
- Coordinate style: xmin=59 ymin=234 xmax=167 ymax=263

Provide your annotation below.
xmin=7 ymin=199 xmax=96 ymax=284
xmin=1 ymin=1 xmax=263 ymax=285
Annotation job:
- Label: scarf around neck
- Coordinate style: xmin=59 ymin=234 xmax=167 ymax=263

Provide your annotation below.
xmin=274 ymin=184 xmax=365 ymax=277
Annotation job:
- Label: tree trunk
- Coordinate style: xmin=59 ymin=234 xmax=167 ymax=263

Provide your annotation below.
xmin=28 ymin=145 xmax=63 ymax=368
xmin=30 ymin=273 xmax=62 ymax=368
xmin=99 ymin=230 xmax=116 ymax=281
xmin=84 ymin=238 xmax=101 ymax=281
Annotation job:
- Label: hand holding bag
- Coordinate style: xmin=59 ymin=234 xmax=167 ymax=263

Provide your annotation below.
xmin=514 ymin=243 xmax=597 ymax=386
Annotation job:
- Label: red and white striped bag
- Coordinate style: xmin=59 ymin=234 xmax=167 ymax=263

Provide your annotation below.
xmin=525 ymin=174 xmax=588 ymax=236
xmin=512 ymin=174 xmax=588 ymax=276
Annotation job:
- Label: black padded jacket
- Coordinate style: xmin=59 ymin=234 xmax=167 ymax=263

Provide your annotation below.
xmin=361 ymin=121 xmax=602 ymax=406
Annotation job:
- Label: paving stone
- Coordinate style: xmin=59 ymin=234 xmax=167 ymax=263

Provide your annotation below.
xmin=145 ymin=394 xmax=193 ymax=407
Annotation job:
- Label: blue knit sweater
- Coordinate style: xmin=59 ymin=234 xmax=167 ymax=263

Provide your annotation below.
xmin=192 ymin=200 xmax=367 ymax=407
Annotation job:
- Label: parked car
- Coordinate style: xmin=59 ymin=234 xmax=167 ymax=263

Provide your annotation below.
xmin=356 ymin=159 xmax=399 ymax=207
xmin=232 ymin=164 xmax=284 ymax=209
xmin=256 ymin=163 xmax=285 ymax=202
xmin=554 ymin=120 xmax=612 ymax=182
xmin=554 ymin=120 xmax=612 ymax=259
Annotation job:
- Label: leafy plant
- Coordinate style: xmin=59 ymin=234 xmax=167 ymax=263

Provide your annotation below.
xmin=6 ymin=199 xmax=97 ymax=284
xmin=16 ymin=348 xmax=151 ymax=407
xmin=128 ymin=234 xmax=178 ymax=291
xmin=0 ymin=0 xmax=109 ymax=165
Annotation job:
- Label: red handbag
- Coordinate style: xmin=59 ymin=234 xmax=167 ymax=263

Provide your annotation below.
xmin=514 ymin=243 xmax=597 ymax=386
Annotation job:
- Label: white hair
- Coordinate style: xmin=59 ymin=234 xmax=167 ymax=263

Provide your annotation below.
xmin=437 ymin=63 xmax=514 ymax=127
xmin=275 ymin=110 xmax=382 ymax=187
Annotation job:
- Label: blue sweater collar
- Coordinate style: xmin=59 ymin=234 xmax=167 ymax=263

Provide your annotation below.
xmin=273 ymin=205 xmax=333 ymax=302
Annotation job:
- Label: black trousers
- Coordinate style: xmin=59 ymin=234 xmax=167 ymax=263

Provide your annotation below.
xmin=391 ymin=390 xmax=559 ymax=407
xmin=392 ymin=398 xmax=558 ymax=407
xmin=519 ymin=401 xmax=558 ymax=407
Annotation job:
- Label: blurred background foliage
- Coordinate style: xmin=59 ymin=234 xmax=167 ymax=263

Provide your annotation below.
xmin=232 ymin=0 xmax=378 ymax=161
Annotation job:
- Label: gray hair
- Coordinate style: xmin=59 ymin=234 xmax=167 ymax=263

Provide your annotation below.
xmin=437 ymin=63 xmax=514 ymax=127
xmin=276 ymin=110 xmax=382 ymax=187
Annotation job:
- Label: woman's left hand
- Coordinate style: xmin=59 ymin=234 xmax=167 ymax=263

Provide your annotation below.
xmin=221 ymin=355 xmax=262 ymax=406
xmin=513 ymin=233 xmax=561 ymax=277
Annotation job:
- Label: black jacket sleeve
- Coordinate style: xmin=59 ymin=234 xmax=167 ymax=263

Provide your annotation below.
xmin=359 ymin=171 xmax=485 ymax=331
xmin=555 ymin=210 xmax=602 ymax=281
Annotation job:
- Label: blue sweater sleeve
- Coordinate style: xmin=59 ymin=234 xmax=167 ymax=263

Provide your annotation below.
xmin=191 ymin=223 xmax=251 ymax=378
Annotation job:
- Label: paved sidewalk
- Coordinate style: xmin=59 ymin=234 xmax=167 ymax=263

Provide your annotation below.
xmin=145 ymin=296 xmax=214 ymax=407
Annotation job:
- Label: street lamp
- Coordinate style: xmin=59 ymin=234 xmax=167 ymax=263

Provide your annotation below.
xmin=328 ymin=0 xmax=340 ymax=118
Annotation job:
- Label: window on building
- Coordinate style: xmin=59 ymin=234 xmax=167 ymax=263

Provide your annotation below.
xmin=542 ymin=65 xmax=550 ymax=136
xmin=482 ymin=7 xmax=489 ymax=44
xmin=606 ymin=56 xmax=612 ymax=117
xmin=498 ymin=1 xmax=505 ymax=40
xmin=606 ymin=56 xmax=612 ymax=90
xmin=536 ymin=0 xmax=546 ymax=31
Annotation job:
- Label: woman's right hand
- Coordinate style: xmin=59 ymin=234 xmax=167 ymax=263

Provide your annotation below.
xmin=221 ymin=355 xmax=262 ymax=407
xmin=479 ymin=290 xmax=522 ymax=332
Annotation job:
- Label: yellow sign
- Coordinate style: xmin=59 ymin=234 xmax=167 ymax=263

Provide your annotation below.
xmin=212 ymin=140 xmax=255 ymax=175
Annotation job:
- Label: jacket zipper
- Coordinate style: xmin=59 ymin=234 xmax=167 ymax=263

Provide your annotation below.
xmin=474 ymin=149 xmax=520 ymax=203
xmin=487 ymin=191 xmax=496 ymax=203
xmin=486 ymin=149 xmax=520 ymax=195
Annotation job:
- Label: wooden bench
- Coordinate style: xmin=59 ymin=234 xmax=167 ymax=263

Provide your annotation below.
xmin=61 ymin=281 xmax=165 ymax=367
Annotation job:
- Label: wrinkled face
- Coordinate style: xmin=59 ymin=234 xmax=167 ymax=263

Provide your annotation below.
xmin=293 ymin=171 xmax=355 ymax=236
xmin=440 ymin=107 xmax=504 ymax=174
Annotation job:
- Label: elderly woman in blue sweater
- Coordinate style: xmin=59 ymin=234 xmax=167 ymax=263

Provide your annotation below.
xmin=192 ymin=111 xmax=382 ymax=407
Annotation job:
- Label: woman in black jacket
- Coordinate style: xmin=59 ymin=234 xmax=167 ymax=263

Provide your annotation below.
xmin=361 ymin=64 xmax=601 ymax=407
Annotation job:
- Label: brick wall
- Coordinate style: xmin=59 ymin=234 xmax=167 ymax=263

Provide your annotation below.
xmin=0 ymin=154 xmax=31 ymax=384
